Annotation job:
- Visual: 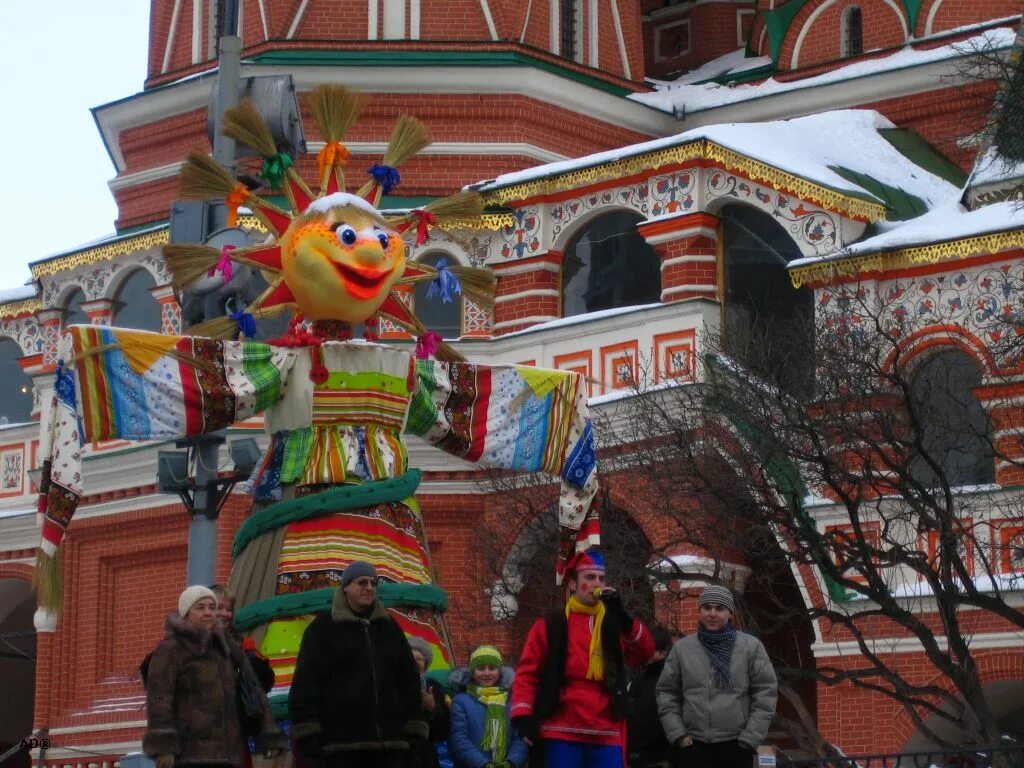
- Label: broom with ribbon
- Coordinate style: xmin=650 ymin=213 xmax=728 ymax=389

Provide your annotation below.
xmin=356 ymin=115 xmax=431 ymax=207
xmin=308 ymin=84 xmax=366 ymax=195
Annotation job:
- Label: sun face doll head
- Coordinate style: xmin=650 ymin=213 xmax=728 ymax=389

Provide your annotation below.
xmin=279 ymin=193 xmax=406 ymax=322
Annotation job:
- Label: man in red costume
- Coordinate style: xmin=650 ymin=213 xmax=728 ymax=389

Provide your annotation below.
xmin=511 ymin=550 xmax=654 ymax=768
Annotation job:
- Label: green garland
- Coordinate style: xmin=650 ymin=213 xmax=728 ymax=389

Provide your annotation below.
xmin=233 ymin=582 xmax=448 ymax=632
xmin=232 ymin=470 xmax=422 ymax=559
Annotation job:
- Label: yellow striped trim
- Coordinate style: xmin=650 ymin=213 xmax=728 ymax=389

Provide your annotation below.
xmin=789 ymin=228 xmax=1024 ymax=287
xmin=482 ymin=139 xmax=886 ymax=222
xmin=0 ymin=296 xmax=42 ymax=319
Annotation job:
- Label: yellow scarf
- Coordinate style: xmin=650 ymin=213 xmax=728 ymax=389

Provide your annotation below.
xmin=566 ymin=594 xmax=606 ymax=681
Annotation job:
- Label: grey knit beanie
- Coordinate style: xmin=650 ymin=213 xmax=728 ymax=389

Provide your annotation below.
xmin=341 ymin=560 xmax=378 ymax=588
xmin=407 ymin=636 xmax=434 ymax=669
xmin=698 ymin=585 xmax=735 ymax=613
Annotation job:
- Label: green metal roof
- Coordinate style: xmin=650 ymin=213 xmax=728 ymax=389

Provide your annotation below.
xmin=250 ymin=49 xmax=635 ymax=97
xmin=829 ymin=128 xmax=966 ymax=221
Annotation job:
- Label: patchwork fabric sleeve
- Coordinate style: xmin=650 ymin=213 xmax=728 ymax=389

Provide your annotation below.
xmin=406 ymin=361 xmax=599 ymax=582
xmin=37 ymin=326 xmax=297 ymax=556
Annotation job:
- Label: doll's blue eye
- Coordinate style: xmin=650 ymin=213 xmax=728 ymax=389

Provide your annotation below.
xmin=377 ymin=233 xmax=389 ymax=250
xmin=336 ymin=225 xmax=357 ymax=246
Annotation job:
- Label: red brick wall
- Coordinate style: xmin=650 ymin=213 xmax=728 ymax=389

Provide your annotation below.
xmin=111 ymin=94 xmax=651 ymax=228
xmin=781 ymin=0 xmax=909 ymax=71
xmin=917 ymin=0 xmax=1024 ymax=36
xmin=645 ymin=3 xmax=756 ymax=80
xmin=866 ymin=82 xmax=997 ymax=171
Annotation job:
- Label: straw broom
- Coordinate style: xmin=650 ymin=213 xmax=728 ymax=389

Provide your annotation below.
xmin=309 ymin=85 xmax=366 ymax=192
xmin=357 ymin=115 xmax=431 ymax=206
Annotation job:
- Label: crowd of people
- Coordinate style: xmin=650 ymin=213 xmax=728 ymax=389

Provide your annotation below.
xmin=141 ymin=551 xmax=777 ymax=768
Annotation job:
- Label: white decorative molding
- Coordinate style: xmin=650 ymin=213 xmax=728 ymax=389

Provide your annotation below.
xmin=257 ymin=0 xmax=269 ymax=40
xmin=589 ymin=0 xmax=600 ymax=68
xmin=812 ymin=630 xmax=1024 ymax=658
xmin=368 ymin=0 xmax=379 ymax=39
xmin=162 ymin=0 xmax=183 ymax=74
xmin=493 ymin=314 xmax=560 ymax=330
xmin=410 ymin=0 xmax=421 ymax=39
xmin=191 ymin=0 xmax=203 ymax=64
xmin=308 ymin=140 xmax=569 ymax=165
xmin=490 ymin=261 xmax=561 ymax=276
xmin=287 ymin=0 xmax=311 ymax=38
xmin=494 ymin=289 xmax=560 ymax=304
xmin=661 ymin=254 xmax=717 ymax=269
xmin=480 ymin=0 xmax=499 ymax=41
xmin=791 ymin=0 xmax=908 ymax=69
xmin=109 ymin=161 xmax=185 ymax=191
xmin=662 ymin=284 xmax=716 ymax=299
xmin=610 ymin=0 xmax=631 ymax=79
xmin=645 ymin=225 xmax=717 ymax=246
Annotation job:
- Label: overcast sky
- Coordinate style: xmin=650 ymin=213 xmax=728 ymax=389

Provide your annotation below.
xmin=0 ymin=1 xmax=150 ymax=291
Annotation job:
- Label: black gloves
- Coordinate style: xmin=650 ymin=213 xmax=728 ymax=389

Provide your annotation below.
xmin=295 ymin=734 xmax=323 ymax=759
xmin=599 ymin=588 xmax=632 ymax=628
xmin=512 ymin=715 xmax=539 ymax=744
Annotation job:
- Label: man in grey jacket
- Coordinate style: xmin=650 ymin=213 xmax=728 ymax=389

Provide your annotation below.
xmin=656 ymin=586 xmax=777 ymax=768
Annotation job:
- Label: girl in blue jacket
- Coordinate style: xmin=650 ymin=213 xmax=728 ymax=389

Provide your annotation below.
xmin=449 ymin=646 xmax=529 ymax=768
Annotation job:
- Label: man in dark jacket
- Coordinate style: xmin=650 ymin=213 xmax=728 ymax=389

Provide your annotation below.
xmin=626 ymin=624 xmax=677 ymax=768
xmin=289 ymin=561 xmax=425 ymax=768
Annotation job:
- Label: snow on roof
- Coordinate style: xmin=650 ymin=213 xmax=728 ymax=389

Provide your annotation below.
xmin=0 ymin=284 xmax=38 ymax=305
xmin=789 ymin=199 xmax=1024 ymax=267
xmin=632 ymin=26 xmax=1017 ymax=115
xmin=662 ymin=48 xmax=772 ymax=86
xmin=476 ymin=110 xmax=958 ymax=211
xmin=968 ymin=146 xmax=1024 ymax=188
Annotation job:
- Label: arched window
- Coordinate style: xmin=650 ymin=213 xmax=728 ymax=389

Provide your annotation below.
xmin=0 ymin=339 xmax=33 ymax=425
xmin=721 ymin=204 xmax=814 ymax=391
xmin=62 ymin=288 xmax=88 ymax=328
xmin=561 ymin=0 xmax=582 ymax=62
xmin=909 ymin=350 xmax=994 ymax=487
xmin=413 ymin=253 xmax=463 ymax=340
xmin=113 ymin=269 xmax=162 ymax=332
xmin=561 ymin=211 xmax=661 ymax=319
xmin=841 ymin=5 xmax=863 ymax=58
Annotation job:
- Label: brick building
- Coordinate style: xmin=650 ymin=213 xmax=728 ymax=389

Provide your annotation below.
xmin=0 ymin=1 xmax=1022 ymax=766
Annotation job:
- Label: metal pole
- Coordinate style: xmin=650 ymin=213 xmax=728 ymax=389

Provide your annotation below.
xmin=185 ymin=0 xmax=241 ymax=587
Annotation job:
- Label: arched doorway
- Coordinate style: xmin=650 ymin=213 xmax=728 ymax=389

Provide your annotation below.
xmin=484 ymin=502 xmax=657 ymax=649
xmin=413 ymin=252 xmax=463 ymax=339
xmin=561 ymin=211 xmax=661 ymax=318
xmin=0 ymin=578 xmax=36 ymax=768
xmin=62 ymin=288 xmax=88 ymax=328
xmin=720 ymin=204 xmax=814 ymax=393
xmin=0 ymin=340 xmax=32 ymax=426
xmin=112 ymin=268 xmax=162 ymax=332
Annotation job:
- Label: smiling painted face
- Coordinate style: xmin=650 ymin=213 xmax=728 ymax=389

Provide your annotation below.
xmin=280 ymin=198 xmax=406 ymax=322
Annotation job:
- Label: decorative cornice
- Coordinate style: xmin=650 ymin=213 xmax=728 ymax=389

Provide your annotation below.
xmin=0 ymin=297 xmax=42 ymax=319
xmin=30 ymin=229 xmax=170 ymax=280
xmin=789 ymin=229 xmax=1024 ymax=287
xmin=435 ymin=213 xmax=515 ymax=231
xmin=482 ymin=139 xmax=887 ymax=222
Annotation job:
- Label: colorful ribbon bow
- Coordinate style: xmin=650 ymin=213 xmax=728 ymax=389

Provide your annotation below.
xmin=225 ymin=185 xmax=248 ymax=228
xmin=261 ymin=152 xmax=293 ymax=189
xmin=426 ymin=259 xmax=462 ymax=304
xmin=317 ymin=141 xmax=350 ymax=177
xmin=415 ymin=331 xmax=443 ymax=360
xmin=229 ymin=309 xmax=257 ymax=339
xmin=368 ymin=164 xmax=401 ymax=195
xmin=209 ymin=245 xmax=235 ymax=283
xmin=411 ymin=209 xmax=438 ymax=246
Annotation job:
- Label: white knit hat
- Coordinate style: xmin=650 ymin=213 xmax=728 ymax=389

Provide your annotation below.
xmin=178 ymin=585 xmax=217 ymax=618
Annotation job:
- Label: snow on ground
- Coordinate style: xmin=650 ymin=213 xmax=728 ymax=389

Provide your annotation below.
xmin=476 ymin=110 xmax=958 ymax=212
xmin=790 ymin=199 xmax=1024 ymax=266
xmin=633 ymin=26 xmax=1017 ymax=115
